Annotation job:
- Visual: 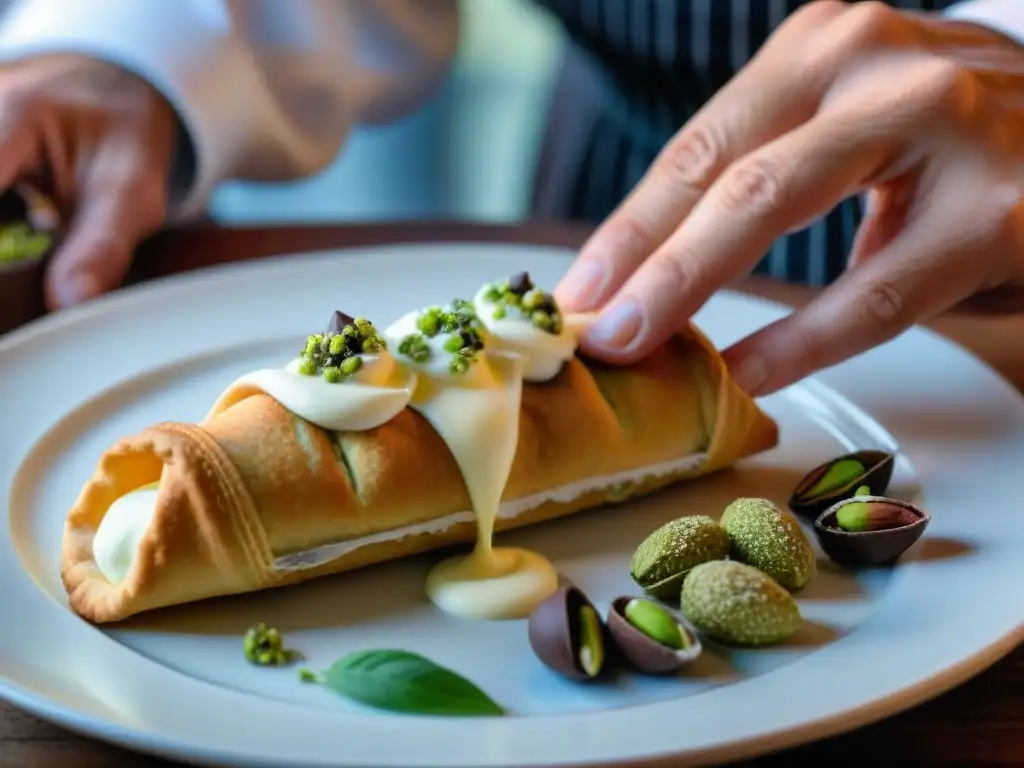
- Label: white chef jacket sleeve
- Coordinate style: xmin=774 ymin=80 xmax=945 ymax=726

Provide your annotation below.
xmin=0 ymin=0 xmax=460 ymax=219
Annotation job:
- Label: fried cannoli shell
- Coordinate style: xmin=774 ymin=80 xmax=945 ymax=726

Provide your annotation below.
xmin=61 ymin=327 xmax=777 ymax=623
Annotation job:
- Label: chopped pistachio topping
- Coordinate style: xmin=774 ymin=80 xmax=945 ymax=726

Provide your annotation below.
xmin=296 ymin=314 xmax=386 ymax=383
xmin=398 ymin=332 xmax=432 ymax=363
xmin=399 ymin=300 xmax=485 ymax=374
xmin=243 ymin=622 xmax=297 ymax=666
xmin=481 ymin=271 xmax=563 ymax=334
xmin=0 ymin=222 xmax=51 ymax=264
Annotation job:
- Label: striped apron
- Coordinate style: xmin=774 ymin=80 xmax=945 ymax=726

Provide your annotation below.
xmin=530 ymin=0 xmax=958 ymax=286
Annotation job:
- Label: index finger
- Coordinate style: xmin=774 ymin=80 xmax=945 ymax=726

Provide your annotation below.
xmin=574 ymin=109 xmax=894 ymax=363
xmin=554 ymin=0 xmax=856 ymax=311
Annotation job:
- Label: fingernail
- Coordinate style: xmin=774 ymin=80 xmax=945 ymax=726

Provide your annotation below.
xmin=732 ymin=354 xmax=769 ymax=394
xmin=556 ymin=261 xmax=607 ymax=311
xmin=54 ymin=273 xmax=101 ymax=308
xmin=587 ymin=297 xmax=644 ymax=349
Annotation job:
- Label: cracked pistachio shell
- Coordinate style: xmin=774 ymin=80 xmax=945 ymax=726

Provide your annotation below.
xmin=527 ymin=586 xmax=607 ymax=681
xmin=606 ymin=596 xmax=702 ymax=675
xmin=788 ymin=450 xmax=895 ymax=519
xmin=814 ymin=492 xmax=930 ymax=569
xmin=629 ymin=515 xmax=731 ymax=600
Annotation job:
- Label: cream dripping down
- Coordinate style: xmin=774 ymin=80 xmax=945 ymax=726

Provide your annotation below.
xmin=89 ymin=275 xmax=700 ymax=621
xmin=382 ymin=302 xmax=559 ymax=619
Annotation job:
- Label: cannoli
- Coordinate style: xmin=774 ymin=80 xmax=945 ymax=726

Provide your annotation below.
xmin=61 ymin=273 xmax=778 ymax=623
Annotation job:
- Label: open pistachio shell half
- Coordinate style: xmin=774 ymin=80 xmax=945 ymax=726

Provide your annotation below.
xmin=605 ymin=596 xmax=702 ymax=675
xmin=788 ymin=449 xmax=895 ymax=519
xmin=814 ymin=489 xmax=930 ymax=568
xmin=527 ymin=586 xmax=608 ymax=681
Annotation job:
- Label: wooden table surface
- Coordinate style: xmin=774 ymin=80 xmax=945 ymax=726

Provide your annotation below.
xmin=2 ymin=220 xmax=1022 ymax=767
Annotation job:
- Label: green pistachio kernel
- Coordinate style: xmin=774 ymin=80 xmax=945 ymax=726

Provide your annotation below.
xmin=449 ymin=356 xmax=470 ymax=375
xmin=417 ymin=308 xmax=441 ymax=337
xmin=322 ymin=366 xmax=342 ymax=383
xmin=361 ymin=335 xmax=386 ymax=353
xmin=329 ymin=334 xmax=346 ymax=355
xmin=297 ymin=356 xmax=317 ymax=376
xmin=443 ymin=334 xmax=464 ymax=353
xmin=452 ymin=298 xmax=476 ymax=317
xmin=398 ymin=333 xmax=432 ymax=363
xmin=531 ymin=311 xmax=553 ymax=330
xmin=340 ymin=356 xmax=363 ymax=376
xmin=521 ymin=287 xmax=545 ymax=311
xmin=492 ymin=306 xmax=507 ymax=320
xmin=624 ymin=598 xmax=686 ymax=650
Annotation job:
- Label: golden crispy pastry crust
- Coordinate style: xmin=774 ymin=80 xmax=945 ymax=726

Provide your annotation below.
xmin=61 ymin=327 xmax=777 ymax=623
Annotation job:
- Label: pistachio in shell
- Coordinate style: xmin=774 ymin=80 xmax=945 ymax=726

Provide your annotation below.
xmin=606 ymin=596 xmax=702 ymax=675
xmin=720 ymin=497 xmax=816 ymax=591
xmin=527 ymin=586 xmax=607 ymax=681
xmin=788 ymin=449 xmax=895 ymax=519
xmin=814 ymin=486 xmax=930 ymax=568
xmin=680 ymin=560 xmax=802 ymax=646
xmin=629 ymin=515 xmax=731 ymax=600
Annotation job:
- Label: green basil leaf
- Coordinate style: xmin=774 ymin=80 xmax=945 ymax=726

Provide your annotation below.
xmin=320 ymin=649 xmax=505 ymax=717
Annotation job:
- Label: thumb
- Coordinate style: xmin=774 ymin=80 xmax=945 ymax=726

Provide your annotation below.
xmin=44 ymin=176 xmax=162 ymax=310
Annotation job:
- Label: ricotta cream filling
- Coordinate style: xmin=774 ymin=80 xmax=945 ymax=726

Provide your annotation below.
xmin=273 ymin=450 xmax=707 ymax=572
xmin=91 ymin=451 xmax=707 ymax=585
xmin=92 ymin=486 xmax=160 ymax=586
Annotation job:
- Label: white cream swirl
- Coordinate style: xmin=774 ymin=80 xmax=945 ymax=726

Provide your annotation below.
xmin=471 ymin=284 xmax=577 ymax=382
xmin=384 ymin=304 xmax=491 ymax=384
xmin=223 ymin=348 xmax=417 ymax=432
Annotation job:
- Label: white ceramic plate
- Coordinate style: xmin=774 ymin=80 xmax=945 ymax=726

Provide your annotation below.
xmin=1 ymin=242 xmax=1022 ymax=768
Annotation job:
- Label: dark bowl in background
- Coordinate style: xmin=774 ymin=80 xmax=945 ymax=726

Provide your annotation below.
xmin=0 ymin=188 xmax=60 ymax=337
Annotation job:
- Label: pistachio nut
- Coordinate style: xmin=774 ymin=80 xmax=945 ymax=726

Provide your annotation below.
xmin=527 ymin=586 xmax=608 ymax=681
xmin=629 ymin=515 xmax=731 ymax=600
xmin=788 ymin=449 xmax=895 ymax=518
xmin=814 ymin=487 xmax=931 ymax=569
xmin=720 ymin=497 xmax=816 ymax=591
xmin=606 ymin=596 xmax=702 ymax=675
xmin=680 ymin=560 xmax=802 ymax=647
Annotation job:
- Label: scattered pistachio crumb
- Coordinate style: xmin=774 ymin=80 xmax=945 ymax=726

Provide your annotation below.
xmin=243 ymin=623 xmax=298 ymax=667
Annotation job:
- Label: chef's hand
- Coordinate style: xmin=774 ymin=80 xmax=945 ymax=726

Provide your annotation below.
xmin=555 ymin=1 xmax=1024 ymax=396
xmin=0 ymin=54 xmax=176 ymax=309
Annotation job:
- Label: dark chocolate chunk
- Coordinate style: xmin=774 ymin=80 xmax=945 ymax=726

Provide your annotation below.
xmin=507 ymin=271 xmax=533 ymax=295
xmin=326 ymin=310 xmax=356 ymax=334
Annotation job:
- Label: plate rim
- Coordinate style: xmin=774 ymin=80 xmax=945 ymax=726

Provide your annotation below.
xmin=2 ymin=240 xmax=1022 ymax=768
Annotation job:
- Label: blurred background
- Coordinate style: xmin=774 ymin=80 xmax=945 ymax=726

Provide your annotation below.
xmin=210 ymin=0 xmax=566 ymax=226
